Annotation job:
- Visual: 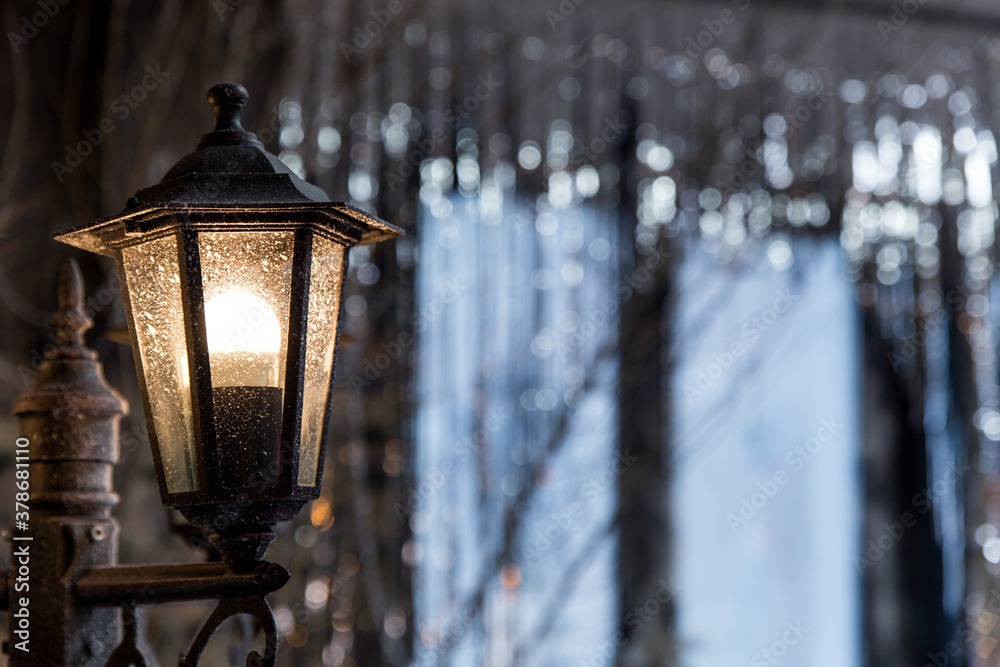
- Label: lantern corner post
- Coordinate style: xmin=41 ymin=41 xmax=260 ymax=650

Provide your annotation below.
xmin=8 ymin=258 xmax=129 ymax=666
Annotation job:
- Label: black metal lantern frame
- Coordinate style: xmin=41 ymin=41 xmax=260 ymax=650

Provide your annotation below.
xmin=57 ymin=83 xmax=401 ymax=539
xmin=6 ymin=83 xmax=402 ymax=666
xmin=60 ymin=207 xmax=395 ymax=531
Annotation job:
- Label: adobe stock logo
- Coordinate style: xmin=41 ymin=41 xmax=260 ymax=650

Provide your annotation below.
xmin=726 ymin=417 xmax=843 ymax=534
xmin=545 ymin=0 xmax=585 ymax=31
xmin=751 ymin=620 xmax=808 ymax=666
xmin=51 ymin=65 xmax=170 ymax=182
xmin=854 ymin=461 xmax=970 ymax=573
xmin=393 ymin=406 xmax=512 ymax=523
xmin=7 ymin=0 xmax=72 ymax=54
xmin=520 ymin=450 xmax=638 ymax=564
xmin=683 ymin=289 xmax=797 ymax=405
xmin=571 ymin=116 xmax=628 ymax=167
xmin=677 ymin=0 xmax=751 ymax=66
xmin=718 ymin=87 xmax=832 ymax=197
xmin=384 ymin=75 xmax=501 ymax=192
xmin=922 ymin=588 xmax=1000 ymax=666
xmin=348 ymin=277 xmax=467 ymax=394
xmin=878 ymin=0 xmax=930 ymax=41
xmin=339 ymin=0 xmax=412 ymax=63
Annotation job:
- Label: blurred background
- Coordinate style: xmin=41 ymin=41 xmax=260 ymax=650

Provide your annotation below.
xmin=3 ymin=0 xmax=1000 ymax=665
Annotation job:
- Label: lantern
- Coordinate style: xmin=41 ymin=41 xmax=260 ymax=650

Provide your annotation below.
xmin=56 ymin=83 xmax=400 ymax=536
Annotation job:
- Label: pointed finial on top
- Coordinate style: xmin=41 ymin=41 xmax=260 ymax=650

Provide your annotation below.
xmin=207 ymin=82 xmax=248 ymax=133
xmin=196 ymin=83 xmax=259 ymax=149
xmin=50 ymin=258 xmax=95 ymax=359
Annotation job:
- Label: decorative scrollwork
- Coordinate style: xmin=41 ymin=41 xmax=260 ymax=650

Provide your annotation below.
xmin=178 ymin=595 xmax=278 ymax=667
xmin=106 ymin=602 xmax=157 ymax=667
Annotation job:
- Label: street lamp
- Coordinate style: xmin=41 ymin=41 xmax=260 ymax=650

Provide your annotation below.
xmin=7 ymin=82 xmax=399 ymax=666
xmin=56 ymin=82 xmax=400 ymax=565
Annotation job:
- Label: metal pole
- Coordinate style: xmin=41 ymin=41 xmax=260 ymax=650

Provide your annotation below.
xmin=9 ymin=259 xmax=128 ymax=666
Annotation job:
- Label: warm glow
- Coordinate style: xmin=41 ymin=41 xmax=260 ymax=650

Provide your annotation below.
xmin=205 ymin=291 xmax=281 ymax=353
xmin=204 ymin=291 xmax=282 ymax=386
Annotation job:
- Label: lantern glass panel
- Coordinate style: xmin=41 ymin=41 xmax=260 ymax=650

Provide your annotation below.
xmin=298 ymin=236 xmax=346 ymax=486
xmin=122 ymin=234 xmax=199 ymax=493
xmin=198 ymin=231 xmax=295 ymax=488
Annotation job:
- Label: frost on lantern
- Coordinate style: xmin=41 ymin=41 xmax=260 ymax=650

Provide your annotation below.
xmin=204 ymin=291 xmax=283 ymax=388
xmin=122 ymin=234 xmax=198 ymax=493
xmin=299 ymin=237 xmax=345 ymax=485
xmin=54 ymin=82 xmax=400 ymax=534
xmin=199 ymin=230 xmax=294 ymax=489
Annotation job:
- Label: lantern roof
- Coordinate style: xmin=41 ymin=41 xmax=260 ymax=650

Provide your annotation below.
xmin=56 ymin=82 xmax=401 ymax=256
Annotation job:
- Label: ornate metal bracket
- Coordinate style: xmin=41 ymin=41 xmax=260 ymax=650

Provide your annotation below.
xmin=75 ymin=557 xmax=289 ymax=666
xmin=179 ymin=595 xmax=279 ymax=667
xmin=98 ymin=582 xmax=282 ymax=667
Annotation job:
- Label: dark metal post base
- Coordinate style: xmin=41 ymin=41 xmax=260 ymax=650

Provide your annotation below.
xmin=5 ymin=262 xmax=292 ymax=666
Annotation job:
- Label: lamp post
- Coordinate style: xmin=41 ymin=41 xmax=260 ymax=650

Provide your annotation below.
xmin=8 ymin=82 xmax=400 ymax=666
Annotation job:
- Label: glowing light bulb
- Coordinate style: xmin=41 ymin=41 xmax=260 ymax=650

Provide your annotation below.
xmin=204 ymin=291 xmax=282 ymax=387
xmin=205 ymin=291 xmax=285 ymax=488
